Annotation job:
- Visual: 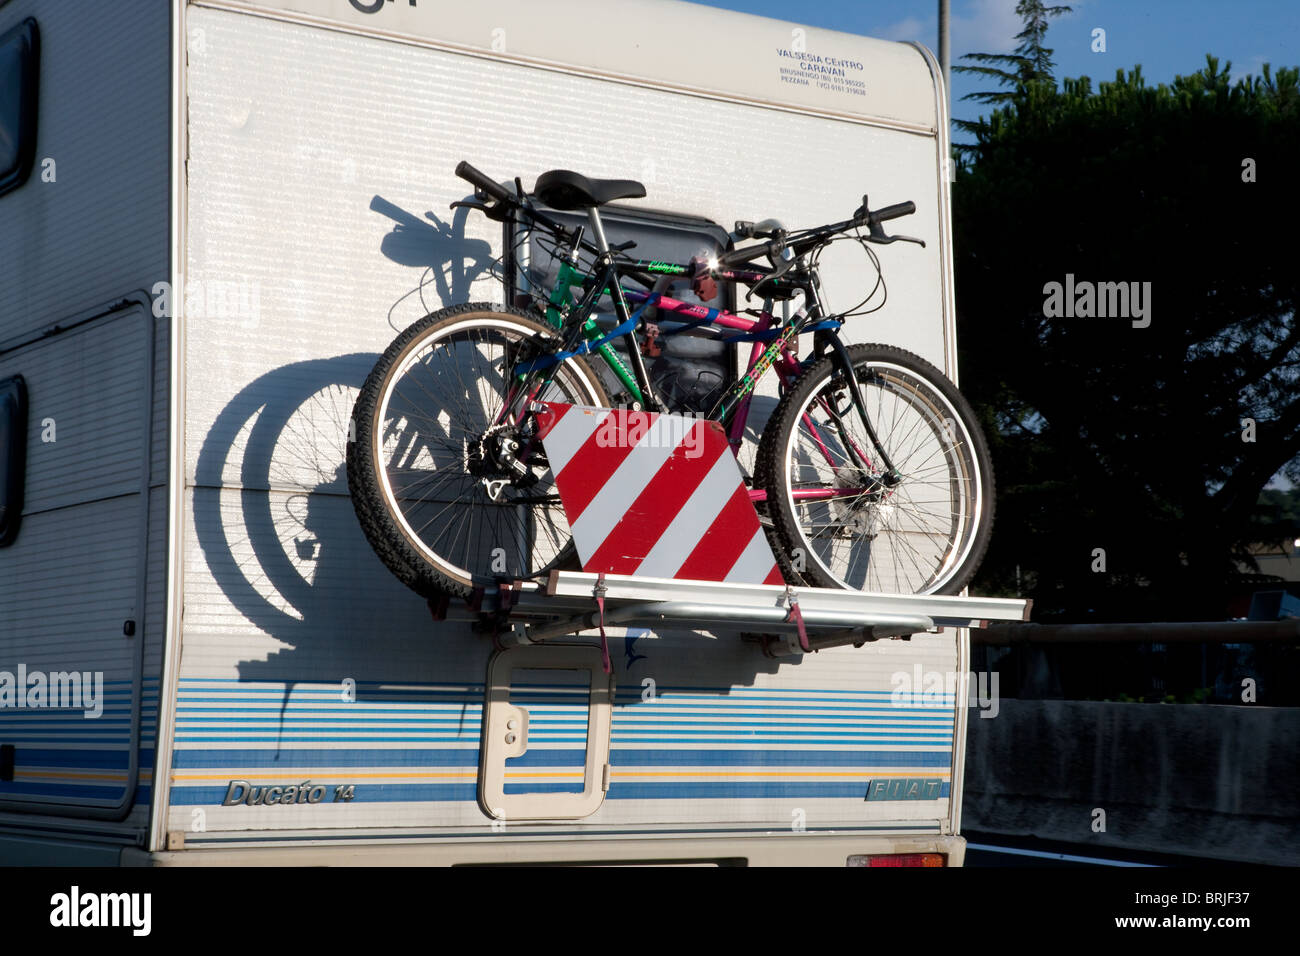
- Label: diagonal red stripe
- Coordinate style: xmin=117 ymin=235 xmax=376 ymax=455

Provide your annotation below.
xmin=674 ymin=483 xmax=764 ymax=581
xmin=554 ymin=409 xmax=657 ymax=522
xmin=763 ymin=564 xmax=786 ymax=585
xmin=583 ymin=421 xmax=724 ymax=574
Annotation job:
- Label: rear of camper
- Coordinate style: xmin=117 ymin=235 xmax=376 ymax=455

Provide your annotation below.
xmin=0 ymin=0 xmax=1015 ymax=866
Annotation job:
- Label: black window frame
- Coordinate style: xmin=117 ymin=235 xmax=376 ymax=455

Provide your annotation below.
xmin=0 ymin=16 xmax=40 ymax=199
xmin=0 ymin=374 xmax=27 ymax=547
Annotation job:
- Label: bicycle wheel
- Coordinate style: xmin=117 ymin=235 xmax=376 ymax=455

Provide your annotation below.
xmin=347 ymin=303 xmax=610 ymax=598
xmin=757 ymin=343 xmax=994 ymax=595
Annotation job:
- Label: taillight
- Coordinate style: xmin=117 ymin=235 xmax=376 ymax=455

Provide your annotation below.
xmin=847 ymin=853 xmax=946 ymax=867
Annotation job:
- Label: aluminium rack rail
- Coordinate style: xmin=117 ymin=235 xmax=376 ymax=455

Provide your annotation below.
xmin=439 ymin=570 xmax=1032 ymax=658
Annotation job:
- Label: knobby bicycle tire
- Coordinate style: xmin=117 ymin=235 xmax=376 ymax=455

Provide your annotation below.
xmin=757 ymin=343 xmax=995 ymax=595
xmin=347 ymin=303 xmax=610 ymax=598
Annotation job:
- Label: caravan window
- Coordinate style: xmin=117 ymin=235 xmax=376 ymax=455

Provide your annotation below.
xmin=517 ymin=206 xmax=735 ymax=414
xmin=0 ymin=17 xmax=40 ymax=198
xmin=0 ymin=376 xmax=27 ymax=547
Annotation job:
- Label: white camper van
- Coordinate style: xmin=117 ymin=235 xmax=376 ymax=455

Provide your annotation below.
xmin=0 ymin=0 xmax=1024 ymax=866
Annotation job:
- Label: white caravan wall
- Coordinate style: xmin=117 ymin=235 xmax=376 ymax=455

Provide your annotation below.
xmin=173 ymin=3 xmax=959 ymax=843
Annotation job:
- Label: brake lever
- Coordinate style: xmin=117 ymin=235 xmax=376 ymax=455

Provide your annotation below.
xmin=865 ymin=221 xmax=925 ymax=247
xmin=747 ymin=239 xmax=795 ymax=301
xmin=450 ymin=198 xmax=510 ymax=222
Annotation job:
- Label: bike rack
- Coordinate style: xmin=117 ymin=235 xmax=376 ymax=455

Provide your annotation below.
xmin=442 ymin=570 xmax=1032 ymax=660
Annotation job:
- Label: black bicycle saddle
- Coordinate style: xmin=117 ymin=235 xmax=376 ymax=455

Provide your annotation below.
xmin=533 ymin=169 xmax=646 ymax=209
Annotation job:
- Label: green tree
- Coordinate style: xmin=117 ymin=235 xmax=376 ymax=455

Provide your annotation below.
xmin=953 ymin=58 xmax=1300 ymax=621
xmin=953 ymin=1 xmax=1072 ymax=115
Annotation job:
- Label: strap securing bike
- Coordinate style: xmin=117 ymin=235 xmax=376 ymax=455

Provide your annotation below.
xmin=515 ymin=295 xmax=662 ymax=374
xmin=785 ymin=586 xmax=810 ymax=654
xmin=594 ymin=573 xmax=611 ymax=675
xmin=491 ymin=580 xmax=518 ymax=639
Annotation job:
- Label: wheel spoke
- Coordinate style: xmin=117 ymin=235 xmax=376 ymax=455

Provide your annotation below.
xmin=352 ymin=311 xmax=607 ymax=594
xmin=768 ymin=350 xmax=988 ymax=595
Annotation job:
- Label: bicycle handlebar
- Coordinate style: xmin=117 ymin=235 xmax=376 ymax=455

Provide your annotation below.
xmin=455 ymin=160 xmax=588 ymax=250
xmin=714 ymin=238 xmax=778 ymax=269
xmin=715 ymin=199 xmax=917 ymax=270
xmin=867 ymin=201 xmax=915 ymax=225
xmin=455 ymin=160 xmax=516 ymax=206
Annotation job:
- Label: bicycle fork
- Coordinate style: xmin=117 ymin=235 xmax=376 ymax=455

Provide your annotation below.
xmin=820 ymin=332 xmax=900 ymax=486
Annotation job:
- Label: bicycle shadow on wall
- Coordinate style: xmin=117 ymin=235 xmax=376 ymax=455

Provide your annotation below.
xmin=370 ymin=195 xmax=496 ymax=328
xmin=191 ymin=355 xmax=469 ymax=720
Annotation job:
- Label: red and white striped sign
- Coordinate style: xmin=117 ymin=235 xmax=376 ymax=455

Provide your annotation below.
xmin=534 ymin=403 xmax=784 ymax=585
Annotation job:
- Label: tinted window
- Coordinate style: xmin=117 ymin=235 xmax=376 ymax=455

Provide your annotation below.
xmin=0 ymin=17 xmax=40 ymax=198
xmin=0 ymin=375 xmax=27 ymax=546
xmin=520 ymin=207 xmax=734 ymax=414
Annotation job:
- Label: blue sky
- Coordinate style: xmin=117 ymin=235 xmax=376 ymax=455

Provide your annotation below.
xmin=686 ymin=0 xmax=1300 ymax=129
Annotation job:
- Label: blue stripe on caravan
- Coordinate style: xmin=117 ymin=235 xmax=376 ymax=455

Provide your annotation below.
xmin=0 ymin=735 xmax=138 ymax=743
xmin=176 ymin=707 xmax=485 ymax=716
xmin=174 ymin=736 xmax=497 ymax=743
xmin=612 ymin=728 xmax=950 ymax=739
xmin=9 ymin=748 xmax=157 ymax=769
xmin=609 ymin=781 xmax=952 ymax=800
xmin=171 ymin=734 xmax=948 ymax=745
xmin=171 ymin=716 xmax=950 ymax=732
xmin=174 ymin=722 xmax=950 ymax=736
xmin=174 ymin=748 xmax=482 ymax=768
xmin=166 ymin=781 xmax=949 ymax=804
xmin=504 ymin=782 xmax=584 ymax=795
xmin=612 ymin=749 xmax=950 ymax=768
xmin=611 ymin=718 xmax=953 ymax=729
xmin=175 ymin=732 xmax=948 ymax=743
xmin=0 ymin=720 xmax=135 ymax=728
xmin=175 ymin=716 xmax=484 ymax=724
xmin=0 ymin=782 xmax=128 ymax=800
xmin=169 ymin=747 xmax=949 ymax=769
xmin=177 ymin=688 xmax=484 ymax=699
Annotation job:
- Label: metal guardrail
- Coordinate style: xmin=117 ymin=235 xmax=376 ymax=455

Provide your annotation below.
xmin=975 ymin=619 xmax=1300 ymax=645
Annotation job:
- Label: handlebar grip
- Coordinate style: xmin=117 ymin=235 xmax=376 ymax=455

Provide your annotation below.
xmin=715 ymin=240 xmax=773 ymax=268
xmin=869 ymin=201 xmax=916 ymax=224
xmin=455 ymin=161 xmax=515 ymax=205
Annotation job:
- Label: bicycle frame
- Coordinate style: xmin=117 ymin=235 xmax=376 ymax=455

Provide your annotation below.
xmin=500 ymin=206 xmax=897 ymax=505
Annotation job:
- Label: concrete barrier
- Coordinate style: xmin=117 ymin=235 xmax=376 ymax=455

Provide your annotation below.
xmin=963 ymin=700 xmax=1300 ymax=865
